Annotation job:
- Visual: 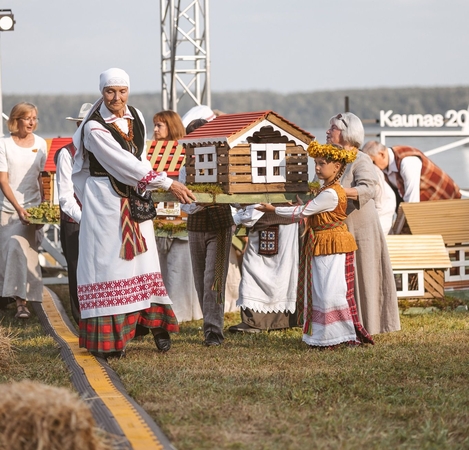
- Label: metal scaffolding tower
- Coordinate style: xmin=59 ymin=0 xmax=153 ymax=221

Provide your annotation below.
xmin=160 ymin=0 xmax=211 ymax=112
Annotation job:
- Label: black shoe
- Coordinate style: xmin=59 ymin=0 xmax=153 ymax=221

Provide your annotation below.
xmin=153 ymin=331 xmax=171 ymax=352
xmin=228 ymin=322 xmax=261 ymax=334
xmin=204 ymin=332 xmax=222 ymax=347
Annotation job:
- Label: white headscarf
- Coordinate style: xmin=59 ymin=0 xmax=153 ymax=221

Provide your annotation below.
xmin=72 ymin=68 xmax=131 ymax=198
xmin=99 ymin=68 xmax=130 ymax=93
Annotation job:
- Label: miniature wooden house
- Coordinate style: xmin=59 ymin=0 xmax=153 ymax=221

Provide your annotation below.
xmin=42 ymin=137 xmax=73 ymax=204
xmin=178 ymin=110 xmax=314 ymax=194
xmin=392 ymin=199 xmax=469 ymax=290
xmin=386 ymin=235 xmax=452 ymax=300
xmin=147 ymin=139 xmax=186 ymax=221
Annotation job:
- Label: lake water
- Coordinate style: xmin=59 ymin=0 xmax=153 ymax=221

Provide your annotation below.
xmin=309 ymin=127 xmax=469 ymax=192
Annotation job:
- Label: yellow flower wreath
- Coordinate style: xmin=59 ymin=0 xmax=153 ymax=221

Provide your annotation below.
xmin=307 ymin=141 xmax=357 ymax=164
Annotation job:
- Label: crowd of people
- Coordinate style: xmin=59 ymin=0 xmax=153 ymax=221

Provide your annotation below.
xmin=0 ymin=67 xmax=463 ymax=357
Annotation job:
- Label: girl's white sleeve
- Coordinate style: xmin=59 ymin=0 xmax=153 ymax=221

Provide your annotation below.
xmin=275 ymin=189 xmax=339 ymax=219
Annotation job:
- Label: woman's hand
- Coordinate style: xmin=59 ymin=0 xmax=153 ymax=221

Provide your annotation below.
xmin=17 ymin=207 xmax=31 ymax=225
xmin=343 ymin=187 xmax=358 ymax=200
xmin=256 ymin=202 xmax=275 ymax=212
xmin=168 ymin=180 xmax=196 ymax=204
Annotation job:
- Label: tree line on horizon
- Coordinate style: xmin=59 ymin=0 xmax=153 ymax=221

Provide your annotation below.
xmin=3 ymin=85 xmax=469 ymax=138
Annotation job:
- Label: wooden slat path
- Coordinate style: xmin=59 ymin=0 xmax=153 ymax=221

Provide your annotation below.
xmin=396 ymin=199 xmax=469 ymax=246
xmin=385 ymin=235 xmax=452 ymax=270
xmin=36 ymin=287 xmax=175 ymax=450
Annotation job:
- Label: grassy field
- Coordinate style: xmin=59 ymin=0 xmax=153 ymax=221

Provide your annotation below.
xmin=1 ymin=287 xmax=469 ymax=450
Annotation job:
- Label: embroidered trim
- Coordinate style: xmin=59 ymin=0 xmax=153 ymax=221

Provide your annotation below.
xmin=137 ymin=171 xmax=160 ymax=190
xmin=77 ymin=272 xmax=167 ymax=311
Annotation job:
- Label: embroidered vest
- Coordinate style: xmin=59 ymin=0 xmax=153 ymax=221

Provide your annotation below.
xmin=306 ymin=184 xmax=357 ymax=256
xmin=87 ymin=105 xmax=145 ymax=198
xmin=390 ymin=146 xmax=461 ymax=201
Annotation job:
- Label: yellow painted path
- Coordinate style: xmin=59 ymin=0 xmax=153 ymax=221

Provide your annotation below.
xmin=41 ymin=288 xmax=166 ymax=450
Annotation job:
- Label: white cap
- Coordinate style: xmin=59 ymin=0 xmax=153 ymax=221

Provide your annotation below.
xmin=181 ymin=105 xmax=216 ymax=127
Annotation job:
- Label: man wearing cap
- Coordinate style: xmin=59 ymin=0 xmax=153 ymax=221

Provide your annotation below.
xmin=54 ymin=103 xmax=92 ymax=323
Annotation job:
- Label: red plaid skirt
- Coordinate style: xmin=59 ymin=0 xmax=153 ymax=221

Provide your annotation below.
xmin=79 ymin=303 xmax=179 ymax=353
xmin=345 ymin=252 xmax=374 ymax=345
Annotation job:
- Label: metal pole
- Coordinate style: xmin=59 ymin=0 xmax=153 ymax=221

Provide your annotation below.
xmin=205 ymin=0 xmax=211 ymax=108
xmin=0 ymin=33 xmax=3 ymax=137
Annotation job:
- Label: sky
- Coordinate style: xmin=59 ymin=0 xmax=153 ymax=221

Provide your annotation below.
xmin=0 ymin=0 xmax=468 ymax=95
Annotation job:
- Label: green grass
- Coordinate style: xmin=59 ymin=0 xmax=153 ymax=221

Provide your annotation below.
xmin=2 ymin=290 xmax=469 ymax=450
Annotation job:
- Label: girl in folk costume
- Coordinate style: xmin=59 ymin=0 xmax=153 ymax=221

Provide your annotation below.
xmin=72 ymin=68 xmax=195 ymax=358
xmin=257 ymin=142 xmax=374 ymax=348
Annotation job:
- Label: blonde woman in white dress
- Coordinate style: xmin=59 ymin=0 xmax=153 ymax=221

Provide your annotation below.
xmin=0 ymin=102 xmax=47 ymax=319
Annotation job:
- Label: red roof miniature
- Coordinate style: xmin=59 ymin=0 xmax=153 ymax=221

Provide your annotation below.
xmin=146 ymin=140 xmax=185 ymax=176
xmin=44 ymin=138 xmax=73 ymax=172
xmin=179 ymin=110 xmax=314 ymax=147
xmin=43 ymin=138 xmax=185 ymax=177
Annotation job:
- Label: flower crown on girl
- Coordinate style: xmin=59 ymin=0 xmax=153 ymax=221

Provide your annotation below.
xmin=307 ymin=141 xmax=358 ymax=164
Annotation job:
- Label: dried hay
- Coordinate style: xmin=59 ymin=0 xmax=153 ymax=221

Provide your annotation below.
xmin=0 ymin=380 xmax=112 ymax=450
xmin=0 ymin=324 xmax=17 ymax=370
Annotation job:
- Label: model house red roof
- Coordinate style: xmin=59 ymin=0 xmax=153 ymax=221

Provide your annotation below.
xmin=180 ymin=110 xmax=314 ymax=147
xmin=146 ymin=140 xmax=185 ymax=176
xmin=43 ymin=138 xmax=185 ymax=176
xmin=43 ymin=138 xmax=73 ymax=172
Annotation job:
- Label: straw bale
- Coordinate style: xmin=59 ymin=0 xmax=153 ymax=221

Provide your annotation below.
xmin=0 ymin=325 xmax=17 ymax=370
xmin=0 ymin=380 xmax=112 ymax=450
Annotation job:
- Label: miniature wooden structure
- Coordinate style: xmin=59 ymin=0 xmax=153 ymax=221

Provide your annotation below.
xmin=179 ymin=110 xmax=314 ymax=194
xmin=386 ymin=235 xmax=452 ymax=300
xmin=147 ymin=139 xmax=185 ymax=177
xmin=146 ymin=140 xmax=188 ymax=233
xmin=42 ymin=137 xmax=73 ymax=204
xmin=392 ymin=199 xmax=469 ymax=290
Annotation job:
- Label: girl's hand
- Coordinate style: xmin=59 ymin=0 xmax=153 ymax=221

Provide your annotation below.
xmin=256 ymin=202 xmax=275 ymax=212
xmin=287 ymin=194 xmax=304 ymax=206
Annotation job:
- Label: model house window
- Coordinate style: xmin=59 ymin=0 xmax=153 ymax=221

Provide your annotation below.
xmin=393 ymin=270 xmax=424 ymax=297
xmin=445 ymin=246 xmax=469 ymax=282
xmin=250 ymin=143 xmax=286 ymax=183
xmin=194 ymin=146 xmax=217 ymax=182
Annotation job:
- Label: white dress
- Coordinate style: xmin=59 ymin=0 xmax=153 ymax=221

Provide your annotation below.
xmin=276 ymin=189 xmax=357 ymax=347
xmin=0 ymin=134 xmax=47 ymax=302
xmin=373 ymin=165 xmax=396 ymax=235
xmin=234 ymin=205 xmax=299 ymax=314
xmin=72 ymin=103 xmax=173 ymax=319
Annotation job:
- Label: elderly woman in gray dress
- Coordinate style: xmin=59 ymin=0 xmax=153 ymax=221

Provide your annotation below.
xmin=325 ymin=112 xmax=400 ymax=335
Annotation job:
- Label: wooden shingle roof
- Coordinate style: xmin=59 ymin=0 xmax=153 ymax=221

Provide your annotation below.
xmin=395 ymin=199 xmax=469 ymax=246
xmin=386 ymin=235 xmax=452 ymax=270
xmin=179 ymin=110 xmax=314 ymax=148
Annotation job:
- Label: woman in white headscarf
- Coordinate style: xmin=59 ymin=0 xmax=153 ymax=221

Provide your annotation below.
xmin=72 ymin=68 xmax=195 ymax=358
